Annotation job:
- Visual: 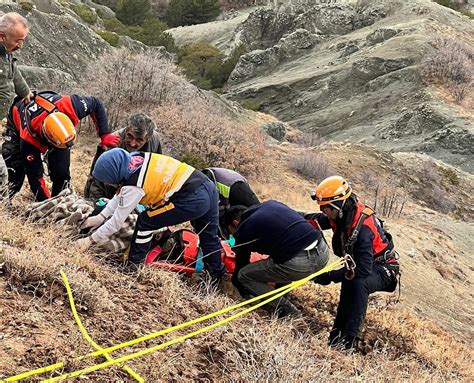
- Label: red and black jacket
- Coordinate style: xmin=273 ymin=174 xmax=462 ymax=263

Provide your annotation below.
xmin=307 ymin=201 xmax=396 ymax=281
xmin=9 ymin=91 xmax=110 ymax=153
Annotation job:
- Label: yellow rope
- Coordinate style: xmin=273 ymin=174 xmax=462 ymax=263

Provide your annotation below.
xmin=3 ymin=259 xmax=343 ymax=382
xmin=59 ymin=270 xmax=144 ymax=382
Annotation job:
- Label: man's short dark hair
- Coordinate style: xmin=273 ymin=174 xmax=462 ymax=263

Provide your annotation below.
xmin=127 ymin=112 xmax=156 ymax=138
xmin=223 ymin=205 xmax=248 ymax=228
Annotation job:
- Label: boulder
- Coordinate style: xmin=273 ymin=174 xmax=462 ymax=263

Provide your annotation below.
xmin=260 ymin=121 xmax=287 ymax=142
xmin=366 ymin=28 xmax=399 ymax=46
xmin=229 ymin=29 xmax=320 ymax=84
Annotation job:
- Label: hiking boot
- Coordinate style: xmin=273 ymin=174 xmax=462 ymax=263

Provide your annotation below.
xmin=275 ymin=304 xmax=302 ymax=320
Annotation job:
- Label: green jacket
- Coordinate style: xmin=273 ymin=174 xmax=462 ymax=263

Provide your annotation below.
xmin=0 ymin=44 xmax=30 ymax=118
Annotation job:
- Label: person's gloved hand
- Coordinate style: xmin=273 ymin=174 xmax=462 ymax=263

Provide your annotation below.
xmin=75 ymin=237 xmax=91 ymax=252
xmin=81 ymin=213 xmax=105 ymax=230
xmin=100 ymin=133 xmax=120 ymax=149
xmin=313 ymin=272 xmax=332 ymax=286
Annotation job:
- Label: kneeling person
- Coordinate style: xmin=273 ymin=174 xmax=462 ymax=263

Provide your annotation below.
xmin=84 ymin=112 xmax=162 ymax=200
xmin=79 ymin=148 xmax=226 ymax=280
xmin=226 ymin=200 xmax=329 ymax=319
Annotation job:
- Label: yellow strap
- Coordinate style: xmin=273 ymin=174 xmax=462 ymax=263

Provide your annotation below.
xmin=361 ymin=207 xmax=374 ymax=216
xmin=4 ymin=259 xmax=343 ymax=382
xmin=58 ymin=271 xmax=144 ymax=382
xmin=146 ymin=202 xmax=175 ymax=217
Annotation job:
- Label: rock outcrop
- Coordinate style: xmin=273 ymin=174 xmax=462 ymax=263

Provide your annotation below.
xmin=221 ymin=0 xmax=474 ymax=172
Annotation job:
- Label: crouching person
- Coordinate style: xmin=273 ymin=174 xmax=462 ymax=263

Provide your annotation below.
xmin=307 ymin=176 xmax=400 ymax=351
xmin=225 ymin=200 xmax=329 ymax=319
xmin=201 ymin=167 xmax=260 ymax=238
xmin=77 ymin=148 xmax=226 ymax=282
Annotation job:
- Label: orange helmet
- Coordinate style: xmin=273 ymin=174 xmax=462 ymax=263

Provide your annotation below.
xmin=42 ymin=112 xmax=76 ymax=149
xmin=311 ymin=176 xmax=352 ymax=206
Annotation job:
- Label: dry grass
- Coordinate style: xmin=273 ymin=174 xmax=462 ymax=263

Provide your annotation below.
xmin=422 ymin=35 xmax=473 ymax=104
xmin=0 ymin=109 xmax=473 ymax=381
xmin=1 ymin=198 xmax=473 ymax=381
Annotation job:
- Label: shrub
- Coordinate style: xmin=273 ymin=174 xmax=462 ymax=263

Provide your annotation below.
xmin=153 ymin=101 xmax=267 ymax=177
xmin=435 ymin=0 xmax=474 ymax=18
xmin=71 ymin=4 xmax=98 ymax=25
xmin=360 ymin=172 xmax=407 ymax=218
xmin=18 ymin=0 xmax=34 ymax=12
xmin=167 ymin=0 xmax=221 ymax=27
xmin=179 ymin=43 xmax=224 ymax=89
xmin=422 ymin=35 xmax=473 ymax=103
xmin=116 ymin=0 xmax=151 ymax=26
xmin=440 ymin=167 xmax=460 ymax=186
xmin=80 ymin=49 xmax=198 ymax=130
xmin=97 ymin=30 xmax=120 ymax=47
xmin=241 ymin=99 xmax=262 ymax=111
xmin=289 ymin=153 xmax=333 ymax=181
xmin=180 ymin=152 xmax=209 ymax=169
xmin=103 ymin=17 xmax=127 ymax=33
xmin=102 ymin=16 xmax=177 ymax=52
xmin=178 ymin=43 xmax=246 ymax=90
xmin=132 ymin=18 xmax=177 ymax=52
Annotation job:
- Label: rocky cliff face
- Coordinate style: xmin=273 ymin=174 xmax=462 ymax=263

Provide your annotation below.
xmin=224 ymin=0 xmax=474 ymax=172
xmin=170 ymin=0 xmax=473 ymax=173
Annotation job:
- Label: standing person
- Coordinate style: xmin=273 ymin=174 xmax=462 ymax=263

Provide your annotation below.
xmin=0 ymin=12 xmax=33 ymax=196
xmin=1 ymin=91 xmax=118 ymax=201
xmin=0 ymin=12 xmax=32 ymax=118
xmin=84 ymin=112 xmax=162 ymax=200
xmin=225 ymin=200 xmax=329 ymax=319
xmin=201 ymin=167 xmax=260 ymax=238
xmin=307 ymin=176 xmax=399 ymax=350
xmin=78 ymin=148 xmax=226 ymax=283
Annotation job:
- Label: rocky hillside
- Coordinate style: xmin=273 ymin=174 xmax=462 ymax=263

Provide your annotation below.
xmin=0 ymin=1 xmax=473 ymax=380
xmin=169 ymin=0 xmax=474 ymax=173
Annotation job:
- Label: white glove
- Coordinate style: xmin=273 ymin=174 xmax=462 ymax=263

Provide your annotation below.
xmin=75 ymin=237 xmax=91 ymax=252
xmin=81 ymin=213 xmax=106 ymax=230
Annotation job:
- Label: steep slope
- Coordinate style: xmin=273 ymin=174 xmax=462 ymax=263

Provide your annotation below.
xmin=169 ymin=0 xmax=474 ymax=173
xmin=0 ymin=141 xmax=473 ymax=381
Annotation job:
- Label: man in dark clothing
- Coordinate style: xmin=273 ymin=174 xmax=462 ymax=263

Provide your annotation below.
xmin=201 ymin=167 xmax=260 ymax=238
xmin=84 ymin=112 xmax=162 ymax=200
xmin=226 ymin=200 xmax=329 ymax=319
xmin=307 ymin=176 xmax=399 ymax=350
xmin=1 ymin=91 xmax=117 ymax=201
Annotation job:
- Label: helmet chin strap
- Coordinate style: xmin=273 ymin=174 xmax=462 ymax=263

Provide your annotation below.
xmin=329 ymin=200 xmax=346 ymax=219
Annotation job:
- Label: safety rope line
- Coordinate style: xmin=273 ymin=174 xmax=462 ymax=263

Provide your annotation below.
xmin=3 ymin=259 xmax=344 ymax=382
xmin=59 ymin=270 xmax=144 ymax=382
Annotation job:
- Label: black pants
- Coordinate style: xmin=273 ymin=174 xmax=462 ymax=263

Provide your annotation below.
xmin=1 ymin=123 xmax=24 ymax=198
xmin=331 ymin=264 xmax=396 ymax=346
xmin=20 ymin=140 xmax=71 ymax=201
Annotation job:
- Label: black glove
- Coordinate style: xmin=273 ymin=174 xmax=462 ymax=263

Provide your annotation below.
xmin=313 ymin=272 xmax=332 ymax=286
